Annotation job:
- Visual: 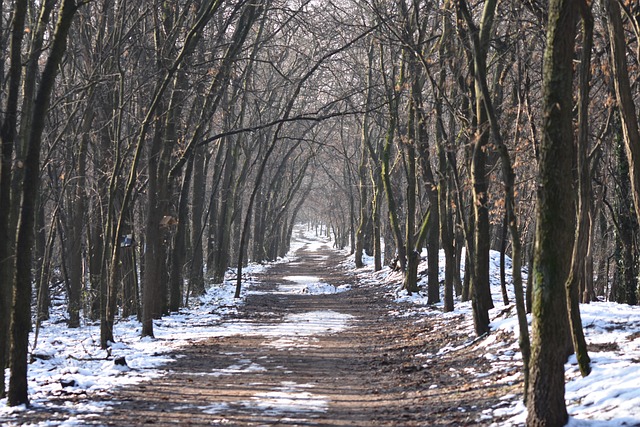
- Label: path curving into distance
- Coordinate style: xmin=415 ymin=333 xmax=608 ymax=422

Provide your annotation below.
xmin=99 ymin=230 xmax=399 ymax=426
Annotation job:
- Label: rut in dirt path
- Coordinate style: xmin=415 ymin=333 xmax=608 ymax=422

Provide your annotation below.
xmin=100 ymin=235 xmax=406 ymax=426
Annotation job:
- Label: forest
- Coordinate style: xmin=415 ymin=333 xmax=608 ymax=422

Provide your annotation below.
xmin=1 ymin=0 xmax=640 ymax=425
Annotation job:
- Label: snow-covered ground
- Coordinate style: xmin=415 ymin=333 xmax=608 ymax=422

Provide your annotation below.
xmin=348 ymin=247 xmax=640 ymax=427
xmin=2 ymin=226 xmax=639 ymax=426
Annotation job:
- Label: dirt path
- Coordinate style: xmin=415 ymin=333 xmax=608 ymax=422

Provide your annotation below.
xmin=100 ymin=238 xmax=403 ymax=426
xmin=97 ymin=235 xmax=518 ymax=426
xmin=7 ymin=234 xmax=520 ymax=426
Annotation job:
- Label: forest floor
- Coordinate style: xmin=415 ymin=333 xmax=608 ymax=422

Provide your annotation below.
xmin=4 ymin=232 xmax=522 ymax=426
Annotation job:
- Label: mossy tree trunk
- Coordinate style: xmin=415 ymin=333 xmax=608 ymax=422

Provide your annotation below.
xmin=527 ymin=0 xmax=578 ymax=424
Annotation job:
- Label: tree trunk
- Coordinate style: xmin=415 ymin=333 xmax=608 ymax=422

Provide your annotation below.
xmin=8 ymin=0 xmax=78 ymax=406
xmin=565 ymin=3 xmax=594 ymax=377
xmin=379 ymin=46 xmax=406 ymax=272
xmin=458 ymin=0 xmax=496 ymax=336
xmin=35 ymin=200 xmax=52 ymax=323
xmin=354 ymin=143 xmax=370 ymax=269
xmin=359 ymin=41 xmax=383 ymax=273
xmin=141 ymin=116 xmax=167 ymax=338
xmin=417 ymin=100 xmax=440 ymax=305
xmin=372 ymin=175 xmax=383 ymax=272
xmin=499 ymin=212 xmax=509 ymax=305
xmin=403 ymin=95 xmax=419 ymax=295
xmin=213 ymin=139 xmax=238 ymax=283
xmin=121 ymin=226 xmax=139 ymax=319
xmin=459 ymin=0 xmax=532 ymax=398
xmin=189 ymin=144 xmax=206 ymax=295
xmin=252 ymin=189 xmax=267 ymax=262
xmin=169 ymin=155 xmax=194 ymax=312
xmin=604 ymin=0 xmax=640 ymax=230
xmin=0 ymin=0 xmax=27 ymax=400
xmin=527 ymin=0 xmax=578 ymax=423
xmin=66 ymin=110 xmax=92 ymax=328
xmin=206 ymin=144 xmax=226 ymax=276
xmin=435 ymin=17 xmax=456 ymax=311
xmin=612 ymin=118 xmax=638 ymax=305
xmin=436 ymin=111 xmax=455 ymax=312
xmin=166 ymin=62 xmax=190 ymax=313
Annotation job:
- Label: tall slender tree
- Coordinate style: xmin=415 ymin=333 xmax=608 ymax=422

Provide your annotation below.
xmin=527 ymin=0 xmax=578 ymax=423
xmin=457 ymin=0 xmax=496 ymax=336
xmin=8 ymin=0 xmax=79 ymax=406
xmin=0 ymin=0 xmax=28 ymax=400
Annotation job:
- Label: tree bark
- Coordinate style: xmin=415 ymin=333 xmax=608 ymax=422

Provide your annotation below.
xmin=434 ymin=6 xmax=457 ymax=311
xmin=379 ymin=44 xmax=406 ymax=273
xmin=169 ymin=154 xmax=194 ymax=312
xmin=213 ymin=139 xmax=239 ymax=283
xmin=458 ymin=0 xmax=496 ymax=336
xmin=8 ymin=0 xmax=78 ymax=406
xmin=565 ymin=1 xmax=593 ymax=377
xmin=355 ymin=42 xmax=375 ymax=268
xmin=403 ymin=70 xmax=419 ymax=295
xmin=459 ymin=0 xmax=532 ymax=398
xmin=189 ymin=144 xmax=206 ymax=295
xmin=141 ymin=113 xmax=169 ymax=338
xmin=436 ymin=98 xmax=455 ymax=312
xmin=355 ymin=138 xmax=370 ymax=269
xmin=604 ymin=0 xmax=640 ymax=229
xmin=67 ymin=104 xmax=94 ymax=328
xmin=415 ymin=84 xmax=440 ymax=304
xmin=527 ymin=0 xmax=578 ymax=423
xmin=612 ymin=117 xmax=638 ymax=305
xmin=0 ymin=0 xmax=27 ymax=399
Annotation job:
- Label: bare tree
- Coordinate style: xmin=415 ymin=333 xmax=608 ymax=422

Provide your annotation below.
xmin=7 ymin=0 xmax=79 ymax=406
xmin=527 ymin=0 xmax=578 ymax=423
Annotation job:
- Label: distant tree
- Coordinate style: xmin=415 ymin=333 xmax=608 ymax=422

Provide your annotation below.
xmin=378 ymin=37 xmax=407 ymax=275
xmin=565 ymin=1 xmax=594 ymax=378
xmin=611 ymin=117 xmax=639 ymax=306
xmin=457 ymin=0 xmax=496 ymax=336
xmin=434 ymin=0 xmax=457 ymax=312
xmin=355 ymin=39 xmax=376 ymax=269
xmin=604 ymin=0 xmax=640 ymax=238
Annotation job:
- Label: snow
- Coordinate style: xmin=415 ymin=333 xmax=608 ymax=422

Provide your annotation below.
xmin=264 ymin=275 xmax=351 ymax=295
xmin=209 ymin=359 xmax=268 ymax=376
xmin=249 ymin=382 xmax=329 ymax=414
xmin=197 ymin=381 xmax=329 ymax=420
xmin=352 ymin=247 xmax=640 ymax=427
